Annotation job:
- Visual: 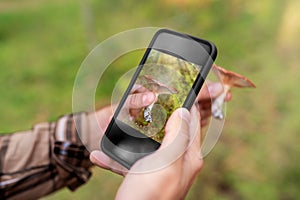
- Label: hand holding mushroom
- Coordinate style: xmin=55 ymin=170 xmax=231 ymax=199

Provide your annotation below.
xmin=211 ymin=64 xmax=256 ymax=120
xmin=142 ymin=75 xmax=178 ymax=123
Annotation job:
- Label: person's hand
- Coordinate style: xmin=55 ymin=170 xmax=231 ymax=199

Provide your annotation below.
xmin=114 ymin=106 xmax=202 ymax=200
xmin=97 ymin=82 xmax=231 ymax=134
xmin=123 ymin=84 xmax=157 ymax=119
xmin=196 ymin=82 xmax=232 ymax=126
xmin=92 ymin=81 xmax=231 ymax=175
xmin=92 ymin=85 xmax=156 ymax=175
xmin=96 ymin=84 xmax=156 ymax=132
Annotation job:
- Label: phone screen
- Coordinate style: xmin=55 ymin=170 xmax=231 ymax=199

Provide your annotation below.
xmin=115 ymin=48 xmax=202 ymax=143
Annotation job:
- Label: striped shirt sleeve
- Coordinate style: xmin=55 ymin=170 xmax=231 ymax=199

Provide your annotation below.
xmin=0 ymin=112 xmax=100 ymax=199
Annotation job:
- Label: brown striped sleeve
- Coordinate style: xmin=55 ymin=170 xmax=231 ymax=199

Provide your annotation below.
xmin=55 ymin=112 xmax=102 ymax=152
xmin=0 ymin=111 xmax=100 ymax=199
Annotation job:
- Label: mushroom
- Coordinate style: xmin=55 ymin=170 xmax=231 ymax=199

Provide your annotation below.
xmin=211 ymin=64 xmax=256 ymax=120
xmin=142 ymin=75 xmax=178 ymax=122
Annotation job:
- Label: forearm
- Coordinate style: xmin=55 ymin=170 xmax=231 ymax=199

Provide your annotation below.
xmin=0 ymin=112 xmax=100 ymax=199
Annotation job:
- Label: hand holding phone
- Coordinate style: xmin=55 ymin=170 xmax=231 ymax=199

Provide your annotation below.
xmin=115 ymin=106 xmax=203 ymax=200
xmin=101 ymin=29 xmax=217 ymax=169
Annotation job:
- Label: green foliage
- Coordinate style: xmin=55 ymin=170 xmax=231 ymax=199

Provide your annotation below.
xmin=0 ymin=0 xmax=299 ymax=199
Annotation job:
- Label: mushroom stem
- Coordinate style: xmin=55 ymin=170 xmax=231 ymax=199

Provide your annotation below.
xmin=211 ymin=84 xmax=230 ymax=120
xmin=144 ymin=93 xmax=159 ymax=123
xmin=141 ymin=75 xmax=178 ymax=123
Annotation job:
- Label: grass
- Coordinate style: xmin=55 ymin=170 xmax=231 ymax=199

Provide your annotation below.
xmin=1 ymin=0 xmax=300 ymax=199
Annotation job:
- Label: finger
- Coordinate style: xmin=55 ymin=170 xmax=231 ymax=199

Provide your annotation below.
xmin=162 ymin=108 xmax=191 ymax=166
xmin=197 ymin=82 xmax=223 ymax=101
xmin=188 ymin=105 xmax=201 ymax=151
xmin=196 ymin=100 xmax=212 ymax=127
xmin=125 ymin=92 xmax=156 ymax=109
xmin=201 ymin=117 xmax=210 ymax=127
xmin=162 ymin=108 xmax=191 ymax=149
xmin=90 ymin=150 xmax=110 ymax=170
xmin=225 ymin=91 xmax=232 ymax=101
xmin=131 ymin=108 xmax=191 ymax=172
xmin=96 ymin=106 xmax=114 ymax=132
xmin=198 ymin=100 xmax=211 ymax=109
xmin=90 ymin=150 xmax=128 ymax=176
xmin=199 ymin=108 xmax=211 ymax=121
xmin=132 ymin=84 xmax=150 ymax=93
xmin=185 ymin=105 xmax=204 ymax=173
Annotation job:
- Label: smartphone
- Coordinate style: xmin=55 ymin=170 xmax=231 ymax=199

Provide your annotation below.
xmin=101 ymin=29 xmax=217 ymax=169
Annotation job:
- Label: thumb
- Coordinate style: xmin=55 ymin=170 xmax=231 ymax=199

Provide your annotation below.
xmin=130 ymin=108 xmax=191 ymax=172
xmin=161 ymin=108 xmax=191 ymax=149
xmin=198 ymin=82 xmax=223 ymax=101
xmin=90 ymin=150 xmax=127 ymax=175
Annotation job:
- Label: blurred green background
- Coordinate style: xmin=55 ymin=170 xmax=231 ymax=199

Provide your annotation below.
xmin=1 ymin=0 xmax=300 ymax=199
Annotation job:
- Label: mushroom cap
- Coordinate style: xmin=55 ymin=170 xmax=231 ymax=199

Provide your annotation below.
xmin=142 ymin=75 xmax=179 ymax=94
xmin=212 ymin=64 xmax=256 ymax=88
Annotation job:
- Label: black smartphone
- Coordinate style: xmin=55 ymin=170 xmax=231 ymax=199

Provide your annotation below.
xmin=101 ymin=29 xmax=217 ymax=169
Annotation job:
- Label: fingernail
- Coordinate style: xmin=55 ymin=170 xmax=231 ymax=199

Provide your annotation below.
xmin=143 ymin=92 xmax=155 ymax=104
xmin=208 ymin=83 xmax=223 ymax=97
xmin=179 ymin=108 xmax=191 ymax=123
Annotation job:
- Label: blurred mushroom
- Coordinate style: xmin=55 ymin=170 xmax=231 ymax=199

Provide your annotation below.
xmin=212 ymin=64 xmax=256 ymax=120
xmin=142 ymin=75 xmax=178 ymax=122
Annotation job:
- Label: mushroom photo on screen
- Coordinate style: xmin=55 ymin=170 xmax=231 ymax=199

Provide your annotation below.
xmin=142 ymin=75 xmax=178 ymax=123
xmin=120 ymin=51 xmax=201 ymax=143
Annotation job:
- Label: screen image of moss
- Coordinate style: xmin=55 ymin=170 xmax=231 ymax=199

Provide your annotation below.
xmin=117 ymin=49 xmax=201 ymax=143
